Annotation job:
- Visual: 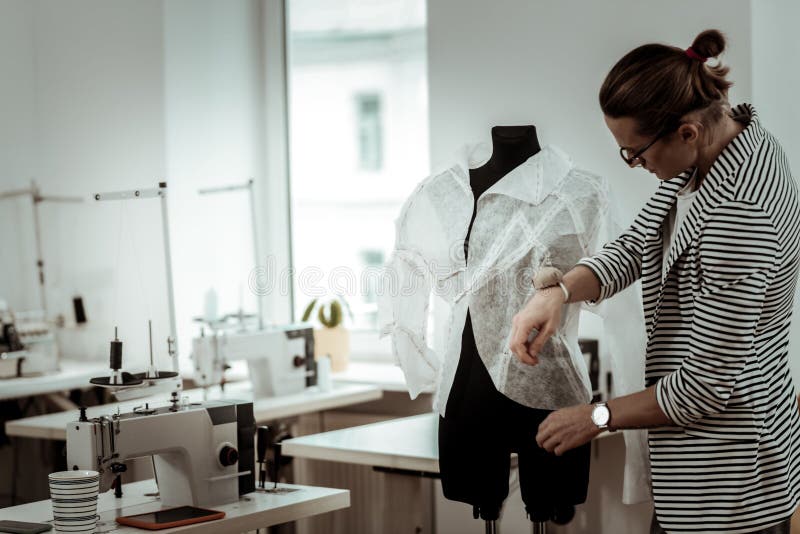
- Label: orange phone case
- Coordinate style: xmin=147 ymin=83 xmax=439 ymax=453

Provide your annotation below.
xmin=116 ymin=506 xmax=225 ymax=530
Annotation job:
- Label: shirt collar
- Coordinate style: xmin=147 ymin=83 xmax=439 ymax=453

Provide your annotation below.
xmin=705 ymin=102 xmax=764 ymax=187
xmin=661 ymin=102 xmax=764 ymax=195
xmin=451 ymin=144 xmax=574 ymax=205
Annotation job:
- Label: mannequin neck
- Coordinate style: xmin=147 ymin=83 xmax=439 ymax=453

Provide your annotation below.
xmin=483 ymin=125 xmax=541 ymax=177
xmin=469 ymin=125 xmax=541 ymax=199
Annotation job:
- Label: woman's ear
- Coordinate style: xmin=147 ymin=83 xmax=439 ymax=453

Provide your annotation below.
xmin=678 ymin=122 xmax=702 ymax=144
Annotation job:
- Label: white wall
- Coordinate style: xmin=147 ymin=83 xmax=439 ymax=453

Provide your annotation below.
xmin=163 ymin=0 xmax=268 ymax=367
xmin=428 ymin=0 xmax=752 ymax=223
xmin=0 ymin=1 xmax=36 ymax=186
xmin=0 ymin=0 xmax=38 ymax=311
xmin=753 ymin=0 xmax=800 ymax=385
xmin=426 ymin=2 xmax=753 ymax=532
xmin=0 ymin=0 xmax=171 ymax=367
xmin=38 ymin=0 xmax=169 ymax=366
xmin=0 ymin=0 xmax=273 ymax=373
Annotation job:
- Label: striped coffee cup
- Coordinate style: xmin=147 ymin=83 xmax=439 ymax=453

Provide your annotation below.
xmin=49 ymin=470 xmax=100 ymax=533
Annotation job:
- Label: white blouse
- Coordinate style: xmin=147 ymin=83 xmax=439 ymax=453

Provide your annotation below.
xmin=378 ymin=144 xmax=651 ymax=503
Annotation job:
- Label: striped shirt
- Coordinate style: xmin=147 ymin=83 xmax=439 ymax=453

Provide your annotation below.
xmin=578 ymin=103 xmax=800 ymax=533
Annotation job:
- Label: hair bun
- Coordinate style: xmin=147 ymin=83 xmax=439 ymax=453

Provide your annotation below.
xmin=691 ymin=29 xmax=726 ymax=60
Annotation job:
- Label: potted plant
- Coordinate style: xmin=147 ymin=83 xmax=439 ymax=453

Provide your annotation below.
xmin=301 ymin=295 xmax=353 ymax=372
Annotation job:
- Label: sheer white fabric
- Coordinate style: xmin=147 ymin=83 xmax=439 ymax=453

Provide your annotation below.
xmin=378 ymin=144 xmax=651 ymax=503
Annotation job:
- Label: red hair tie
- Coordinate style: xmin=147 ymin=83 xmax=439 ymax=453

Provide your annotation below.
xmin=685 ymin=47 xmax=708 ymax=63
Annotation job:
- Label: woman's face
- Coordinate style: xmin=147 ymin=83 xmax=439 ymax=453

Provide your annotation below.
xmin=604 ymin=115 xmax=699 ymax=181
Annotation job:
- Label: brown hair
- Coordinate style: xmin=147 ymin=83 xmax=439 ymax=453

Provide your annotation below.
xmin=599 ymin=29 xmax=734 ymax=137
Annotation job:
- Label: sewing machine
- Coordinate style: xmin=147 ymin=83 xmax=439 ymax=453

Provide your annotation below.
xmin=191 ymin=322 xmax=317 ymax=397
xmin=66 ymin=399 xmax=256 ymax=507
xmin=0 ymin=308 xmax=59 ymax=378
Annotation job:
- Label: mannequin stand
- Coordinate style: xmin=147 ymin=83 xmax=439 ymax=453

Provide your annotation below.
xmin=482 ymin=519 xmax=547 ymax=533
xmin=476 ymin=504 xmax=548 ymax=534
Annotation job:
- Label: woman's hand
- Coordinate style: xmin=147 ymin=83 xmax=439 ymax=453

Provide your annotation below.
xmin=508 ymin=287 xmax=564 ymax=365
xmin=535 ymin=404 xmax=601 ymax=456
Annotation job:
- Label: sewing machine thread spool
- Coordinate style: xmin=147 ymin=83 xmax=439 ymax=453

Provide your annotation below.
xmin=109 ymin=327 xmax=124 ymax=385
xmin=89 ymin=327 xmax=143 ymax=387
xmin=110 ymin=327 xmax=122 ymax=371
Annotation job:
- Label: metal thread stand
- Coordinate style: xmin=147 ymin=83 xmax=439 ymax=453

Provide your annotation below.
xmin=197 ymin=178 xmax=264 ymax=330
xmin=93 ymin=182 xmax=180 ymax=373
xmin=0 ymin=180 xmax=83 ymax=316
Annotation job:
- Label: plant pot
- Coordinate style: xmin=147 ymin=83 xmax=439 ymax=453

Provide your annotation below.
xmin=313 ymin=325 xmax=350 ymax=372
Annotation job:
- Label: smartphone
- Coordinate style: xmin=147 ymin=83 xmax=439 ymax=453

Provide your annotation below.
xmin=116 ymin=506 xmax=225 ymax=530
xmin=0 ymin=520 xmax=52 ymax=534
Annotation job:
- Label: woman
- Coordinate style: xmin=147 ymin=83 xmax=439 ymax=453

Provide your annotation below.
xmin=509 ymin=30 xmax=800 ymax=534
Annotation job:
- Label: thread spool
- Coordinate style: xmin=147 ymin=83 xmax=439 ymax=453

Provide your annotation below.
xmin=109 ymin=327 xmax=123 ymax=371
xmin=90 ymin=326 xmax=142 ymax=387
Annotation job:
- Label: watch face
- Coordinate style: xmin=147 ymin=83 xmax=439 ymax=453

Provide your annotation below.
xmin=592 ymin=405 xmax=610 ymax=426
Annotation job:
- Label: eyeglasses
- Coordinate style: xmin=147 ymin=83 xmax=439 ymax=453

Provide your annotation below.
xmin=618 ymin=124 xmax=679 ymax=167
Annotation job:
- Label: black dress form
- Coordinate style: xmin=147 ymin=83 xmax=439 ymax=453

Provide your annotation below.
xmin=438 ymin=125 xmax=591 ymax=524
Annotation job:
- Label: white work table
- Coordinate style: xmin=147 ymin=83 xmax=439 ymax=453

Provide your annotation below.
xmin=0 ymin=479 xmax=349 ymax=533
xmin=283 ymin=413 xmax=439 ymax=473
xmin=282 ymin=413 xmax=615 ymax=473
xmin=0 ymin=359 xmax=109 ymax=401
xmin=5 ymin=382 xmax=383 ymax=441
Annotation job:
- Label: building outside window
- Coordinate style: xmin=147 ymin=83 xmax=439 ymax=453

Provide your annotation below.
xmin=286 ymin=0 xmax=428 ymax=358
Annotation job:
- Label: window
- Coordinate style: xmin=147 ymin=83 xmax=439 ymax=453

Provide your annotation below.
xmin=356 ymin=93 xmax=384 ymax=171
xmin=286 ymin=0 xmax=428 ymax=358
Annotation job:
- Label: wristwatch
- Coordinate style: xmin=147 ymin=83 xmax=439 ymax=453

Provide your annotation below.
xmin=591 ymin=402 xmax=612 ymax=430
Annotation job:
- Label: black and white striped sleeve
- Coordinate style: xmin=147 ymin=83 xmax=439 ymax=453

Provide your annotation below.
xmin=656 ymin=200 xmax=781 ymax=426
xmin=576 ymin=206 xmax=647 ymax=304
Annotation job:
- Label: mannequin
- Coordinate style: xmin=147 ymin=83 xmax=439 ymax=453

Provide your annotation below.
xmin=437 ymin=125 xmax=591 ymax=527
